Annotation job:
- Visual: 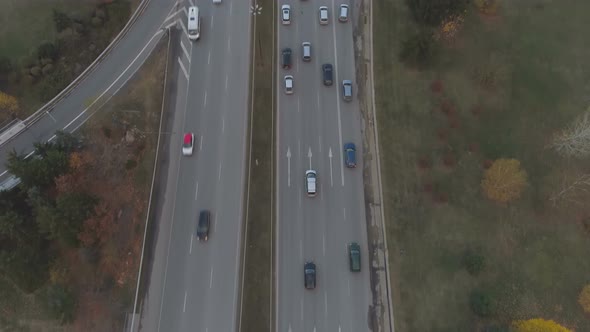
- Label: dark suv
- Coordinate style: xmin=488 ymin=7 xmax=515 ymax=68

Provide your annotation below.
xmin=196 ymin=210 xmax=211 ymax=241
xmin=322 ymin=64 xmax=333 ymax=86
xmin=348 ymin=243 xmax=361 ymax=272
xmin=282 ymin=48 xmax=292 ymax=69
xmin=304 ymin=262 xmax=316 ymax=289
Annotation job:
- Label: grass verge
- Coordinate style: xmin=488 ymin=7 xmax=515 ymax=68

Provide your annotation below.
xmin=239 ymin=0 xmax=275 ymax=331
xmin=374 ymin=1 xmax=590 ymax=331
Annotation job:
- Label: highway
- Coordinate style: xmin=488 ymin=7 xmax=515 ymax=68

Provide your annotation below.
xmin=275 ymin=1 xmax=373 ymax=332
xmin=137 ymin=1 xmax=251 ymax=331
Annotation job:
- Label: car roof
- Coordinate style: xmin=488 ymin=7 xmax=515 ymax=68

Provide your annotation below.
xmin=184 ymin=133 xmax=192 ymax=144
xmin=306 ymin=170 xmax=316 ymax=176
xmin=282 ymin=4 xmax=290 ymax=9
xmin=343 ymin=80 xmax=352 ymax=84
xmin=305 ymin=262 xmax=315 ymax=269
xmin=344 ymin=142 xmax=355 ymax=149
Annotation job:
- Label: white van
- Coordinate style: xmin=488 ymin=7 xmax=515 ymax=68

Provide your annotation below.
xmin=187 ymin=6 xmax=201 ymax=41
xmin=339 ymin=4 xmax=349 ymax=22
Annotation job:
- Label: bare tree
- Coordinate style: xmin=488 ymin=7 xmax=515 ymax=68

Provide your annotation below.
xmin=551 ymin=109 xmax=590 ymax=158
xmin=549 ymin=173 xmax=590 ymax=206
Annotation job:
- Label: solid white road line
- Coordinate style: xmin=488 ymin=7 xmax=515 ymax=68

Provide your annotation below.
xmin=25 ymin=151 xmax=34 ymax=158
xmin=0 ymin=170 xmax=6 ymax=176
xmin=189 ymin=235 xmax=193 ymax=254
xmin=178 ymin=57 xmax=189 ymax=79
xmin=48 ymin=134 xmax=56 ymax=142
xmin=331 ymin=0 xmax=345 ymax=187
xmin=183 ymin=291 xmax=188 ymax=312
xmin=194 ymin=181 xmax=199 ymax=201
xmin=209 ymin=268 xmax=214 ymax=289
xmin=180 ymin=40 xmax=190 ymax=60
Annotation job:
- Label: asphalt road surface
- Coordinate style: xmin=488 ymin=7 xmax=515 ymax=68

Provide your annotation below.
xmin=0 ymin=0 xmax=182 ymax=184
xmin=276 ymin=1 xmax=372 ymax=332
xmin=137 ymin=1 xmax=251 ymax=331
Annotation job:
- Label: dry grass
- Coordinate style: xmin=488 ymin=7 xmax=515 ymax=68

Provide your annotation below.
xmin=374 ymin=0 xmax=590 ymax=331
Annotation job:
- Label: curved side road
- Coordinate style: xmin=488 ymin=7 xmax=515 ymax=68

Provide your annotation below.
xmin=0 ymin=0 xmax=179 ymax=183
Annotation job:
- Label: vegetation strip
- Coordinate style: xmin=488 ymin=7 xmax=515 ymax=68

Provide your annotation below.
xmin=239 ymin=0 xmax=275 ymax=330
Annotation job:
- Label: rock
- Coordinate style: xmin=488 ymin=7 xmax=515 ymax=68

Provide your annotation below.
xmin=29 ymin=66 xmax=42 ymax=77
xmin=125 ymin=130 xmax=135 ymax=143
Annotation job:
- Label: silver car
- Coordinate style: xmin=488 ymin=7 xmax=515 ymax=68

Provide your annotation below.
xmin=342 ymin=80 xmax=352 ymax=101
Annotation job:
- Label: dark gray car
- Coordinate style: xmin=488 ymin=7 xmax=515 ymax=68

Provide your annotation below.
xmin=304 ymin=262 xmax=316 ymax=289
xmin=322 ymin=64 xmax=333 ymax=86
xmin=196 ymin=210 xmax=211 ymax=241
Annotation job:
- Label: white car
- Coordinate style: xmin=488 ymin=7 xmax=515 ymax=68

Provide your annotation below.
xmin=319 ymin=6 xmax=328 ymax=25
xmin=305 ymin=170 xmax=317 ymax=197
xmin=281 ymin=5 xmax=291 ymax=25
xmin=182 ymin=133 xmax=195 ymax=156
xmin=213 ymin=0 xmax=221 ymax=3
xmin=284 ymin=75 xmax=294 ymax=94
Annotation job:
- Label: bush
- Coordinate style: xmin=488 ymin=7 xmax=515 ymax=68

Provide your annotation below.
xmin=37 ymin=42 xmax=59 ymax=60
xmin=462 ymin=249 xmax=485 ymax=275
xmin=53 ymin=9 xmax=72 ymax=33
xmin=400 ymin=29 xmax=438 ymax=68
xmin=45 ymin=283 xmax=76 ymax=324
xmin=470 ymin=289 xmax=495 ymax=317
xmin=0 ymin=56 xmax=12 ymax=75
xmin=405 ymin=0 xmax=469 ymax=26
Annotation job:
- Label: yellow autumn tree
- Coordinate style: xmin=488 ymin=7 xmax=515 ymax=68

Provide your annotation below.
xmin=513 ymin=318 xmax=571 ymax=332
xmin=0 ymin=90 xmax=19 ymax=113
xmin=579 ymin=284 xmax=590 ymax=313
xmin=440 ymin=14 xmax=465 ymax=41
xmin=481 ymin=158 xmax=527 ymax=203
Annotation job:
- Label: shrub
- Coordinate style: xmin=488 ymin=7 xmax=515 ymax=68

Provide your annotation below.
xmin=481 ymin=158 xmax=527 ymax=203
xmin=53 ymin=9 xmax=72 ymax=33
xmin=462 ymin=249 xmax=485 ymax=275
xmin=470 ymin=289 xmax=494 ymax=317
xmin=405 ymin=0 xmax=469 ymax=26
xmin=578 ymin=284 xmax=590 ymax=313
xmin=399 ymin=29 xmax=438 ymax=68
xmin=37 ymin=42 xmax=59 ymax=60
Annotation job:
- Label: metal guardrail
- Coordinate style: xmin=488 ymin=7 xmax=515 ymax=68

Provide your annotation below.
xmin=0 ymin=120 xmax=25 ymax=147
xmin=22 ymin=0 xmax=153 ymax=129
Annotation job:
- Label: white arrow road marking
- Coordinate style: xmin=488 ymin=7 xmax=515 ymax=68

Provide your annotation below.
xmin=178 ymin=57 xmax=189 ymax=79
xmin=308 ymin=147 xmax=313 ymax=169
xmin=328 ymin=147 xmax=334 ymax=187
xmin=286 ymin=147 xmax=292 ymax=187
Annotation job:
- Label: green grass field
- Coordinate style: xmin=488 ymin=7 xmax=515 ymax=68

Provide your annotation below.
xmin=374 ymin=1 xmax=590 ymax=331
xmin=0 ymin=0 xmax=95 ymax=61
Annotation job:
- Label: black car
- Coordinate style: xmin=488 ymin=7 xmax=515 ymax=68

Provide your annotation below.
xmin=304 ymin=262 xmax=316 ymax=289
xmin=348 ymin=243 xmax=361 ymax=272
xmin=322 ymin=64 xmax=333 ymax=86
xmin=196 ymin=210 xmax=211 ymax=241
xmin=282 ymin=48 xmax=292 ymax=69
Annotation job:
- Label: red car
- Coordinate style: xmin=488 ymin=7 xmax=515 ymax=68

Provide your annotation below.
xmin=182 ymin=133 xmax=194 ymax=156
